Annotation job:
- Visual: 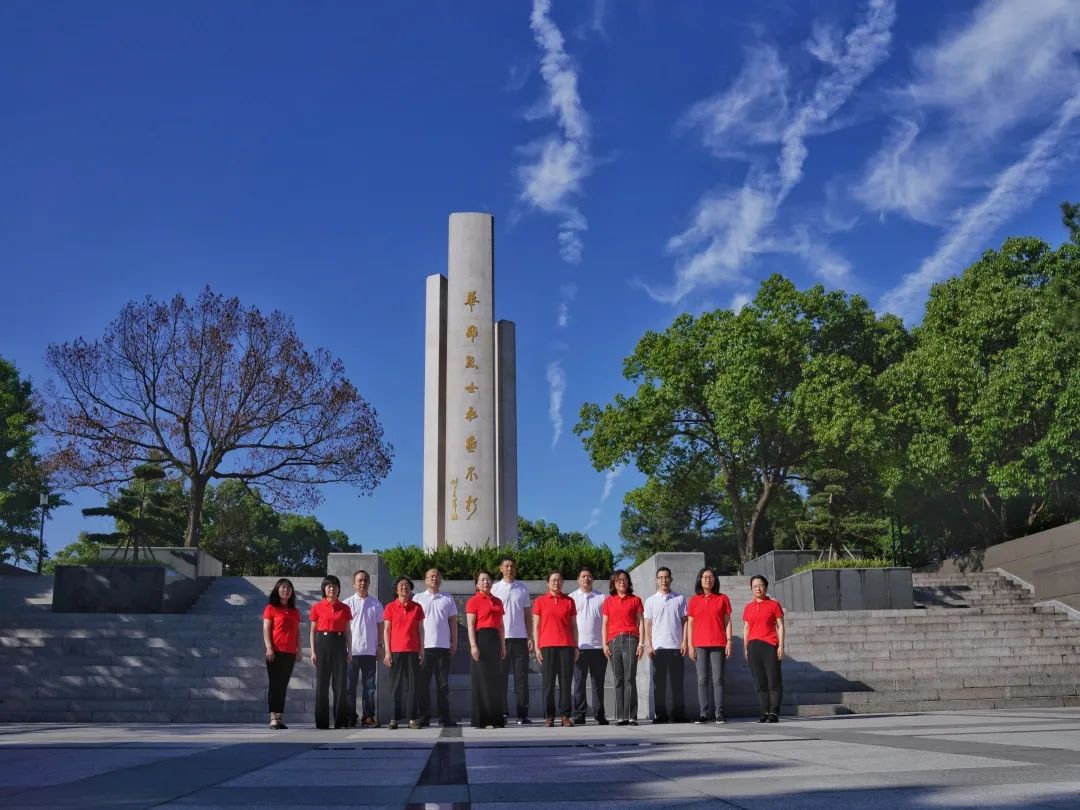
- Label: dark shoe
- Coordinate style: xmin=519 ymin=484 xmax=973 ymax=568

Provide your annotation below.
xmin=653 ymin=717 xmax=669 ymax=724
xmin=441 ymin=719 xmax=458 ymax=728
xmin=277 ymin=721 xmax=288 ymax=729
xmin=388 ymin=720 xmax=398 ymax=730
xmin=715 ymin=715 xmax=726 ymax=725
xmin=694 ymin=716 xmax=710 ymax=724
xmin=616 ymin=719 xmax=629 ymax=726
xmin=572 ymin=716 xmax=586 ymax=726
xmin=758 ymin=714 xmax=769 ymax=723
xmin=628 ymin=719 xmax=638 ymax=726
xmin=561 ymin=717 xmax=573 ymax=727
xmin=596 ymin=717 xmax=609 ymax=726
xmin=518 ymin=717 xmax=533 ymax=725
xmin=767 ymin=713 xmax=779 ymax=723
xmin=544 ymin=718 xmax=555 ymax=727
xmin=316 ymin=724 xmax=330 ymax=730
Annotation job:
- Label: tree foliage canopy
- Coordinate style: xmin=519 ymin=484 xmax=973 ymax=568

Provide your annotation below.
xmin=45 ymin=287 xmax=393 ymax=547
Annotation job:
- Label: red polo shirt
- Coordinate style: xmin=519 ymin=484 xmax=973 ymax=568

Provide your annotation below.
xmin=309 ymin=599 xmax=351 ymax=633
xmin=687 ymin=593 xmax=732 ymax=647
xmin=601 ymin=593 xmax=644 ymax=641
xmin=383 ymin=598 xmax=425 ymax=653
xmin=743 ymin=597 xmax=784 ymax=646
xmin=262 ymin=604 xmax=301 ymax=654
xmin=532 ymin=591 xmax=577 ymax=648
xmin=466 ymin=591 xmax=505 ymax=631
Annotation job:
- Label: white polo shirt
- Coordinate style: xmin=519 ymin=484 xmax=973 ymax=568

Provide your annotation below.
xmin=414 ymin=590 xmax=458 ymax=649
xmin=570 ymin=589 xmax=607 ymax=650
xmin=644 ymin=590 xmax=687 ymax=650
xmin=343 ymin=593 xmax=384 ymax=656
xmin=491 ymin=579 xmax=531 ymax=639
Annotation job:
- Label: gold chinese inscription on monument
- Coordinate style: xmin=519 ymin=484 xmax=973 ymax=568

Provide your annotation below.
xmin=465 ymin=291 xmax=479 ymax=312
xmin=465 ymin=466 xmax=477 ymax=481
xmin=449 ymin=477 xmax=459 ymax=521
xmin=465 ymin=382 xmax=478 ymax=394
xmin=465 ymin=325 xmax=478 ymax=343
xmin=465 ymin=435 xmax=477 ymax=454
xmin=464 ymin=355 xmax=478 ymax=370
xmin=464 ymin=406 xmax=478 ymax=422
xmin=465 ymin=495 xmax=478 ymax=520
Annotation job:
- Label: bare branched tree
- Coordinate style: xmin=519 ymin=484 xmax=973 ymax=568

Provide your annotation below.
xmin=46 ymin=287 xmax=393 ymax=547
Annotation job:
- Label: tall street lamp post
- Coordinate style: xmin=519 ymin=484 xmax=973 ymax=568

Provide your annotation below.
xmin=37 ymin=492 xmax=48 ymax=574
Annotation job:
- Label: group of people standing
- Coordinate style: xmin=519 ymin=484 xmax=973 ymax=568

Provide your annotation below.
xmin=260 ymin=559 xmax=787 ymax=729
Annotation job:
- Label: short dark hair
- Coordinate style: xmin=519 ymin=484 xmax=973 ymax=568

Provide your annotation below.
xmin=474 ymin=569 xmax=492 ymax=586
xmin=268 ymin=578 xmax=296 ymax=608
xmin=393 ymin=575 xmax=414 ymax=593
xmin=578 ymin=566 xmax=594 ymax=578
xmin=547 ymin=570 xmax=563 ymax=582
xmin=353 ymin=569 xmax=370 ymax=582
xmin=750 ymin=574 xmax=769 ymax=588
xmin=500 ymin=554 xmax=516 ymax=565
xmin=657 ymin=566 xmax=673 ymax=579
xmin=609 ymin=569 xmax=633 ymax=596
xmin=320 ymin=575 xmax=341 ymax=597
xmin=695 ymin=566 xmax=718 ymax=596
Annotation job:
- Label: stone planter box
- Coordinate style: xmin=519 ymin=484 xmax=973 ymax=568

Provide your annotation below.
xmin=53 ymin=565 xmax=167 ymax=613
xmin=742 ymin=550 xmax=864 ymax=584
xmin=772 ymin=567 xmax=913 ymax=611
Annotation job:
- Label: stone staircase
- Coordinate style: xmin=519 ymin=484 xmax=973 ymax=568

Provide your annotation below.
xmin=1 ymin=571 xmax=1078 ymax=722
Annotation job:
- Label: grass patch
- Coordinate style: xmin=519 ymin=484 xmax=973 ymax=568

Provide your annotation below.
xmin=792 ymin=557 xmax=896 ymax=574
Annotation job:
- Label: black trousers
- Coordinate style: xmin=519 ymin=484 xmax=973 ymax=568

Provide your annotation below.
xmin=572 ymin=648 xmax=607 ymax=721
xmin=391 ymin=651 xmax=421 ymax=721
xmin=418 ymin=647 xmax=452 ymax=724
xmin=265 ymin=651 xmax=296 ymax=714
xmin=314 ymin=633 xmax=348 ymax=729
xmin=346 ymin=654 xmax=377 ymax=723
xmin=502 ymin=638 xmax=530 ymax=719
xmin=653 ymin=648 xmax=685 ymax=722
xmin=747 ymin=640 xmax=783 ymax=715
xmin=471 ymin=628 xmax=504 ymax=728
xmin=541 ymin=646 xmax=575 ymax=719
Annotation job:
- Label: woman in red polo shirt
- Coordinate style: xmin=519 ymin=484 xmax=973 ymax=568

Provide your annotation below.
xmin=308 ymin=574 xmax=353 ymax=729
xmin=382 ymin=575 xmax=426 ymax=730
xmin=532 ymin=571 xmax=578 ymax=727
xmin=687 ymin=566 xmax=733 ymax=724
xmin=466 ymin=569 xmax=506 ymax=729
xmin=601 ymin=569 xmax=644 ymax=726
xmin=742 ymin=575 xmax=785 ymax=723
xmin=262 ymin=578 xmax=300 ymax=730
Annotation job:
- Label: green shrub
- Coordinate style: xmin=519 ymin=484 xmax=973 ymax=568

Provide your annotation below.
xmin=791 ymin=557 xmax=897 ymax=574
xmin=378 ymin=542 xmax=615 ymax=580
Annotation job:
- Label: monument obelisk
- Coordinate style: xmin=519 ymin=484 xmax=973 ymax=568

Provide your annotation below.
xmin=423 ymin=213 xmax=518 ymax=550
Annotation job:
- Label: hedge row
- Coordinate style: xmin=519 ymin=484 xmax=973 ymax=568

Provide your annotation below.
xmin=791 ymin=557 xmax=896 ymax=574
xmin=379 ymin=542 xmax=616 ymax=581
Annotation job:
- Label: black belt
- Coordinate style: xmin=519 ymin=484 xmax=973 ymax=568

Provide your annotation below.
xmin=318 ymin=631 xmax=345 ymax=636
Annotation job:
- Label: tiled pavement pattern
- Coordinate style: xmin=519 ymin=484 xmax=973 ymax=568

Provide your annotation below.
xmin=2 ymin=709 xmax=1080 ymax=809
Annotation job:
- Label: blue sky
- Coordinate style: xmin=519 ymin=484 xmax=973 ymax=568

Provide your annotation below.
xmin=3 ymin=0 xmax=1078 ymax=561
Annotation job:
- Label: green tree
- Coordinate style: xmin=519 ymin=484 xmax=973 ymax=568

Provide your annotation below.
xmin=577 ymin=276 xmax=907 ymax=564
xmin=43 ymin=532 xmax=104 ymax=572
xmin=516 ymin=516 xmax=591 ymax=549
xmin=883 ymin=235 xmax=1080 ymax=548
xmin=1 ymin=358 xmax=62 ymax=568
xmin=81 ymin=463 xmax=188 ymax=559
xmin=795 ymin=468 xmax=887 ymax=560
xmin=618 ymin=458 xmax=738 ymax=570
xmin=46 ymin=287 xmax=392 ymax=548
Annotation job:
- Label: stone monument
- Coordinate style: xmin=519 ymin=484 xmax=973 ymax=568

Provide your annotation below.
xmin=423 ymin=213 xmax=517 ymax=550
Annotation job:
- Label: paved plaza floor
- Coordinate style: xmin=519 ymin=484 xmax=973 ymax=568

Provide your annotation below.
xmin=2 ymin=709 xmax=1080 ymax=809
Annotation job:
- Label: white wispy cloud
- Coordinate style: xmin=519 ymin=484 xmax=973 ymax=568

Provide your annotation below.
xmin=855 ymin=0 xmax=1080 ymax=222
xmin=730 ymin=292 xmax=752 ymax=312
xmin=556 ymin=282 xmax=578 ymax=328
xmin=546 ymin=361 xmax=566 ymax=447
xmin=585 ymin=466 xmax=625 ymax=531
xmin=880 ymin=90 xmax=1080 ymax=319
xmin=651 ymin=0 xmax=896 ymax=303
xmin=518 ymin=0 xmax=593 ymax=266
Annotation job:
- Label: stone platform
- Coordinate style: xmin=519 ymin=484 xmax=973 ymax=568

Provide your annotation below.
xmin=1 ymin=709 xmax=1080 ymax=808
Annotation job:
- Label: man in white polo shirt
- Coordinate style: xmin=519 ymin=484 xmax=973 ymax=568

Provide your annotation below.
xmin=644 ymin=566 xmax=687 ymax=723
xmin=570 ymin=566 xmax=609 ymax=726
xmin=344 ymin=568 xmax=384 ymax=728
xmin=491 ymin=555 xmax=533 ymax=724
xmin=414 ymin=567 xmax=459 ymax=727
